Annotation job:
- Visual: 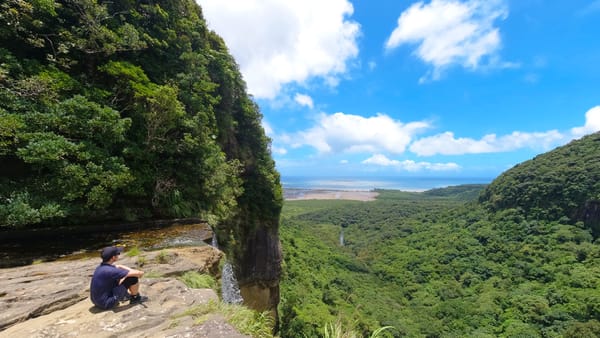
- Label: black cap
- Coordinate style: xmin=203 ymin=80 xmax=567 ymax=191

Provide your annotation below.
xmin=101 ymin=246 xmax=124 ymax=262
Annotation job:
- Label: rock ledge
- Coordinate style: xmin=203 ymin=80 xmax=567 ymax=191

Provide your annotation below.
xmin=0 ymin=246 xmax=249 ymax=337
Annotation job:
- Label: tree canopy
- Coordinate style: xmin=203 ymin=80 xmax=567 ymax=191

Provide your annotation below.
xmin=480 ymin=132 xmax=600 ymax=237
xmin=0 ymin=0 xmax=281 ymax=237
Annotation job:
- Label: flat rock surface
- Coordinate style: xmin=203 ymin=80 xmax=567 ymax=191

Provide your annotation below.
xmin=0 ymin=246 xmax=249 ymax=337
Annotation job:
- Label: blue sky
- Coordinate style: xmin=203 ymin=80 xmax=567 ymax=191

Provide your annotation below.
xmin=197 ymin=0 xmax=600 ymax=179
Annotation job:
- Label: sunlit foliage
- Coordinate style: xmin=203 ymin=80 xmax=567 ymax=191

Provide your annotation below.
xmin=279 ymin=186 xmax=600 ymax=337
xmin=0 ymin=0 xmax=281 ymax=236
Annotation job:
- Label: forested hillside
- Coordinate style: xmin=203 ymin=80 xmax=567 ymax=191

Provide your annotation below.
xmin=481 ymin=132 xmax=600 ymax=238
xmin=280 ymin=179 xmax=599 ymax=335
xmin=0 ymin=0 xmax=281 ymax=232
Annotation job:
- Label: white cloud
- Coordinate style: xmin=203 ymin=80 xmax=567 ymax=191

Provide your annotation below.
xmin=288 ymin=112 xmax=430 ymax=154
xmin=362 ymin=154 xmax=401 ymax=166
xmin=362 ymin=154 xmax=460 ymax=172
xmin=410 ymin=130 xmax=564 ymax=156
xmin=272 ymin=146 xmax=288 ymax=155
xmin=571 ymin=106 xmax=600 ymax=137
xmin=340 ymin=159 xmax=349 ymax=164
xmin=385 ymin=0 xmax=509 ymax=82
xmin=262 ymin=120 xmax=288 ymax=155
xmin=262 ymin=120 xmax=274 ymax=137
xmin=197 ymin=0 xmax=360 ymax=99
xmin=294 ymin=93 xmax=314 ymax=108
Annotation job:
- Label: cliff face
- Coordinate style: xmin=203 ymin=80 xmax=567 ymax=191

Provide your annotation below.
xmin=238 ymin=228 xmax=282 ymax=319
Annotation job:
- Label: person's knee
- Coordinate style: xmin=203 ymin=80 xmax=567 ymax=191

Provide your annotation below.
xmin=122 ymin=276 xmax=139 ymax=288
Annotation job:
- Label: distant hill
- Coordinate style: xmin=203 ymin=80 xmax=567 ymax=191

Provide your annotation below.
xmin=480 ymin=132 xmax=600 ymax=237
xmin=423 ymin=184 xmax=487 ymax=201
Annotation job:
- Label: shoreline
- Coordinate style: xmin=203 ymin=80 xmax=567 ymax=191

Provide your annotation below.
xmin=284 ymin=188 xmax=381 ymax=201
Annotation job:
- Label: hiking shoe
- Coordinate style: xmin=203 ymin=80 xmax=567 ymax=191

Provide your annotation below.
xmin=129 ymin=294 xmax=148 ymax=305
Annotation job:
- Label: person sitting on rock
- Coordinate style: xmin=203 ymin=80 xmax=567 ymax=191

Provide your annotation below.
xmin=90 ymin=246 xmax=147 ymax=309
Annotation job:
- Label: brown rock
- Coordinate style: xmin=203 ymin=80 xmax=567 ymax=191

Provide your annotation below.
xmin=0 ymin=246 xmax=251 ymax=338
xmin=237 ymin=228 xmax=282 ymax=323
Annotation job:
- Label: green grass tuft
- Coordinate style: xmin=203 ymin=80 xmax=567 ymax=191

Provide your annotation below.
xmin=322 ymin=320 xmax=394 ymax=338
xmin=179 ymin=271 xmax=217 ymax=290
xmin=176 ymin=300 xmax=274 ymax=338
xmin=156 ymin=250 xmax=169 ymax=264
xmin=126 ymin=246 xmax=141 ymax=257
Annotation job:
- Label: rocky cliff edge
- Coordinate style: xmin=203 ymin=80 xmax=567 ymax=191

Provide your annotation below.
xmin=0 ymin=246 xmax=251 ymax=337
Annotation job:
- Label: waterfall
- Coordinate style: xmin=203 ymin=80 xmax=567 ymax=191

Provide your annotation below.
xmin=340 ymin=228 xmax=344 ymax=246
xmin=221 ymin=262 xmax=243 ymax=304
xmin=211 ymin=230 xmax=218 ymax=249
xmin=211 ymin=229 xmax=243 ymax=304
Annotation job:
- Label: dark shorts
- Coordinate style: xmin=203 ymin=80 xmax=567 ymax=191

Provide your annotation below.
xmin=111 ymin=277 xmax=139 ymax=304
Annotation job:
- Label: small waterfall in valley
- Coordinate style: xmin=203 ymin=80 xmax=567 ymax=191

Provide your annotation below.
xmin=210 ymin=227 xmax=243 ymax=304
xmin=340 ymin=227 xmax=345 ymax=246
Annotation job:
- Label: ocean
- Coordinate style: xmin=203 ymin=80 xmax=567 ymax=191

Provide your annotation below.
xmin=281 ymin=176 xmax=494 ymax=192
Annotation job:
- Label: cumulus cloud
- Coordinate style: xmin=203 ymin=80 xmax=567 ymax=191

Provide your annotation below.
xmin=362 ymin=154 xmax=401 ymax=166
xmin=288 ymin=112 xmax=430 ymax=154
xmin=294 ymin=93 xmax=314 ymax=108
xmin=197 ymin=0 xmax=360 ymax=99
xmin=385 ymin=0 xmax=509 ymax=82
xmin=409 ymin=130 xmax=565 ymax=156
xmin=362 ymin=154 xmax=460 ymax=171
xmin=407 ymin=106 xmax=600 ymax=156
xmin=571 ymin=106 xmax=600 ymax=138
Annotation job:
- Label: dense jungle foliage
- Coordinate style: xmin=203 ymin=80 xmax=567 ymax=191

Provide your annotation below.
xmin=279 ymin=184 xmax=600 ymax=337
xmin=481 ymin=132 xmax=600 ymax=238
xmin=0 ymin=0 xmax=281 ymax=238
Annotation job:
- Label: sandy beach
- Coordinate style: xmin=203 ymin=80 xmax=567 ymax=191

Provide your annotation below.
xmin=284 ymin=189 xmax=379 ymax=201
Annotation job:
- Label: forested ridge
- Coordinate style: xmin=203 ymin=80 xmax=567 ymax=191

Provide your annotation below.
xmin=0 ymin=0 xmax=281 ymax=235
xmin=481 ymin=132 xmax=600 ymax=237
xmin=279 ymin=136 xmax=600 ymax=337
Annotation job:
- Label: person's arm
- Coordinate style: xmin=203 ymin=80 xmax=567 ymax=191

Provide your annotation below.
xmin=116 ymin=264 xmax=144 ymax=278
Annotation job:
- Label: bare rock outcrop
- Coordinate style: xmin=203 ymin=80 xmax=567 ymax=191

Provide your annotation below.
xmin=0 ymin=245 xmax=249 ymax=337
xmin=237 ymin=227 xmax=282 ymax=323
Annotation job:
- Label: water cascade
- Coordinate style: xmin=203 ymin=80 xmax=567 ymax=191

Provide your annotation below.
xmin=211 ymin=230 xmax=218 ymax=249
xmin=210 ymin=228 xmax=243 ymax=304
xmin=221 ymin=262 xmax=243 ymax=304
xmin=340 ymin=227 xmax=345 ymax=246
